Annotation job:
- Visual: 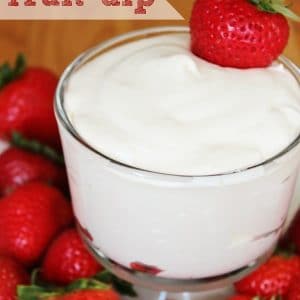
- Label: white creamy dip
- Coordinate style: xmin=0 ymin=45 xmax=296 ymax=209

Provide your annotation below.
xmin=65 ymin=33 xmax=300 ymax=175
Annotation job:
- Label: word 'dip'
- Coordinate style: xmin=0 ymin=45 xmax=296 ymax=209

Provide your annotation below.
xmin=7 ymin=0 xmax=155 ymax=14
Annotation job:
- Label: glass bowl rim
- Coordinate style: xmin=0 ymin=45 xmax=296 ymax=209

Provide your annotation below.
xmin=55 ymin=25 xmax=300 ymax=179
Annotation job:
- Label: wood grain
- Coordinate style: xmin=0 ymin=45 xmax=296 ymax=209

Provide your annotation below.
xmin=0 ymin=0 xmax=299 ymax=74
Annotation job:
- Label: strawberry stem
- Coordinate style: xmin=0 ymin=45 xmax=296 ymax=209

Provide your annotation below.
xmin=30 ymin=269 xmax=41 ymax=285
xmin=11 ymin=131 xmax=64 ymax=165
xmin=250 ymin=0 xmax=300 ymax=21
xmin=0 ymin=54 xmax=26 ymax=89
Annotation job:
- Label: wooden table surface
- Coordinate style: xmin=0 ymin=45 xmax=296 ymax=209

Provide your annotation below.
xmin=0 ymin=0 xmax=299 ymax=74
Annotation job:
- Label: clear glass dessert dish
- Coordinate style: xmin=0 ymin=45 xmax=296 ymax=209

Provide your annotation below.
xmin=55 ymin=27 xmax=300 ymax=295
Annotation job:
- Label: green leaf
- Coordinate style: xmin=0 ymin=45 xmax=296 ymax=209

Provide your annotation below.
xmin=271 ymin=3 xmax=300 ymax=21
xmin=0 ymin=54 xmax=26 ymax=89
xmin=251 ymin=0 xmax=275 ymax=12
xmin=11 ymin=131 xmax=64 ymax=165
xmin=65 ymin=278 xmax=109 ymax=293
xmin=251 ymin=0 xmax=261 ymax=4
xmin=17 ymin=285 xmax=59 ymax=300
xmin=250 ymin=0 xmax=300 ymax=21
xmin=14 ymin=54 xmax=26 ymax=77
xmin=95 ymin=271 xmax=137 ymax=297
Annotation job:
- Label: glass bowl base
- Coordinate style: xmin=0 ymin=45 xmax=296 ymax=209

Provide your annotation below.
xmin=121 ymin=287 xmax=234 ymax=300
xmin=79 ymin=225 xmax=276 ymax=293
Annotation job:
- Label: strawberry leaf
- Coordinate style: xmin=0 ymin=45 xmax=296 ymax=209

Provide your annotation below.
xmin=251 ymin=0 xmax=275 ymax=12
xmin=14 ymin=54 xmax=26 ymax=77
xmin=95 ymin=270 xmax=137 ymax=297
xmin=11 ymin=131 xmax=64 ymax=165
xmin=17 ymin=285 xmax=59 ymax=300
xmin=65 ymin=278 xmax=109 ymax=292
xmin=250 ymin=0 xmax=300 ymax=21
xmin=271 ymin=3 xmax=300 ymax=21
xmin=0 ymin=54 xmax=26 ymax=89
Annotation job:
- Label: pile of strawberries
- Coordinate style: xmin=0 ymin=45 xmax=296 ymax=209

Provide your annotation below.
xmin=1 ymin=55 xmax=300 ymax=300
xmin=0 ymin=55 xmax=135 ymax=300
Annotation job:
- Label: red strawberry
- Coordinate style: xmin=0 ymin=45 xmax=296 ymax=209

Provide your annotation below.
xmin=190 ymin=0 xmax=299 ymax=68
xmin=0 ymin=147 xmax=67 ymax=196
xmin=0 ymin=256 xmax=29 ymax=300
xmin=228 ymin=295 xmax=253 ymax=300
xmin=287 ymin=278 xmax=300 ymax=300
xmin=47 ymin=289 xmax=119 ymax=300
xmin=0 ymin=182 xmax=73 ymax=266
xmin=235 ymin=255 xmax=300 ymax=297
xmin=0 ymin=67 xmax=60 ymax=149
xmin=42 ymin=228 xmax=102 ymax=285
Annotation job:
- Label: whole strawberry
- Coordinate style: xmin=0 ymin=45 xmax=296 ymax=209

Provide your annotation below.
xmin=190 ymin=0 xmax=299 ymax=68
xmin=287 ymin=278 xmax=300 ymax=300
xmin=0 ymin=256 xmax=29 ymax=300
xmin=0 ymin=67 xmax=60 ymax=149
xmin=0 ymin=182 xmax=73 ymax=266
xmin=0 ymin=147 xmax=67 ymax=196
xmin=235 ymin=255 xmax=300 ymax=297
xmin=42 ymin=228 xmax=102 ymax=285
